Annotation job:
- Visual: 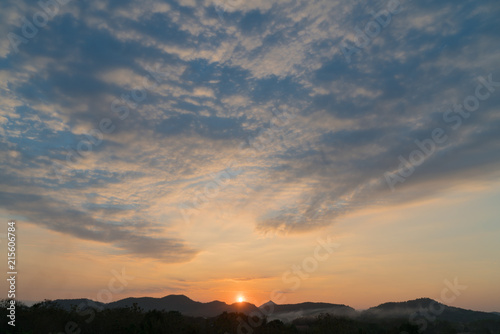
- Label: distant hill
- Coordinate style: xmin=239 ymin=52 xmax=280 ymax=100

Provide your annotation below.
xmin=51 ymin=298 xmax=105 ymax=311
xmin=362 ymin=298 xmax=500 ymax=323
xmin=50 ymin=295 xmax=500 ymax=324
xmin=259 ymin=300 xmax=356 ymax=321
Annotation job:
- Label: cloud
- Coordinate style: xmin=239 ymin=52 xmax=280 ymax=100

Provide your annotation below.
xmin=0 ymin=190 xmax=198 ymax=262
xmin=1 ymin=0 xmax=500 ymax=257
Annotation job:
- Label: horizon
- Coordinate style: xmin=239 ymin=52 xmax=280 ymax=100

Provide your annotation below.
xmin=17 ymin=293 xmax=500 ymax=314
xmin=1 ymin=0 xmax=500 ymax=327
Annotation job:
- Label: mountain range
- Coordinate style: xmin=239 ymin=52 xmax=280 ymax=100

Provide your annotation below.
xmin=50 ymin=295 xmax=500 ymax=324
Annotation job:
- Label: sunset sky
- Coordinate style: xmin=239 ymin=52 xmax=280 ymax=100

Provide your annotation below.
xmin=1 ymin=0 xmax=499 ymax=312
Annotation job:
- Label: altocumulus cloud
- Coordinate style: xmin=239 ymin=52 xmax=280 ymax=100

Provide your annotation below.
xmin=0 ymin=0 xmax=499 ymax=260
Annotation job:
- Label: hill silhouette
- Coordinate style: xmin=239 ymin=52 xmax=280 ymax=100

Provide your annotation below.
xmin=362 ymin=297 xmax=500 ymax=323
xmin=49 ymin=294 xmax=500 ymax=324
xmin=2 ymin=296 xmax=499 ymax=333
xmin=53 ymin=294 xmax=261 ymax=318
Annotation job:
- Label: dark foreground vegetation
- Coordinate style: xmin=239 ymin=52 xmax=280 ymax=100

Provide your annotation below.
xmin=1 ymin=300 xmax=499 ymax=334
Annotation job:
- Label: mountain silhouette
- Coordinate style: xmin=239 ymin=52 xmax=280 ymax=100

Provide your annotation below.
xmin=52 ymin=294 xmax=261 ymax=318
xmin=50 ymin=295 xmax=500 ymax=323
xmin=361 ymin=297 xmax=500 ymax=323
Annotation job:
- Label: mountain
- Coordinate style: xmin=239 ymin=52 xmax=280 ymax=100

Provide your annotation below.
xmin=259 ymin=300 xmax=356 ymax=321
xmin=49 ymin=295 xmax=500 ymax=324
xmin=107 ymin=295 xmax=198 ymax=312
xmin=51 ymin=298 xmax=105 ymax=311
xmin=52 ymin=294 xmax=261 ymax=318
xmin=362 ymin=297 xmax=500 ymax=323
xmin=107 ymin=294 xmax=260 ymax=317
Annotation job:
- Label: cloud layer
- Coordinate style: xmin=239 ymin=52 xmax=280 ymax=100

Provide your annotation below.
xmin=1 ymin=0 xmax=500 ymax=261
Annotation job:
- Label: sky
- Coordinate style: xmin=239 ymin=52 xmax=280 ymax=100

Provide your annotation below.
xmin=0 ymin=0 xmax=499 ymax=312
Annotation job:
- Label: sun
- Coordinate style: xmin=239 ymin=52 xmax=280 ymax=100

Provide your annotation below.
xmin=237 ymin=296 xmax=245 ymax=303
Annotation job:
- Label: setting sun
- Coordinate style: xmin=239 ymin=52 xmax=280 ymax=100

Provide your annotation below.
xmin=237 ymin=296 xmax=245 ymax=303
